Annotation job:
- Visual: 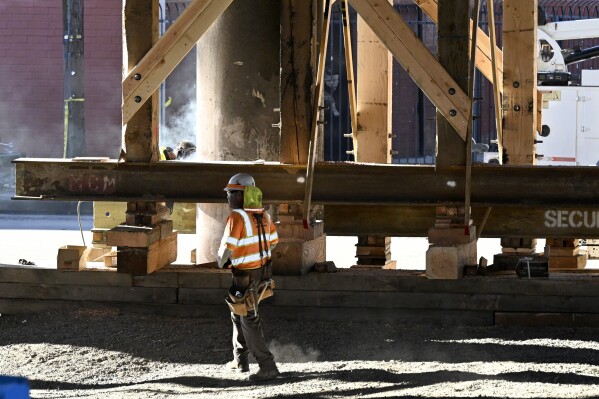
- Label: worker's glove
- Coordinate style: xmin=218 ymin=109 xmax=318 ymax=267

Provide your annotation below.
xmin=222 ymin=259 xmax=232 ymax=269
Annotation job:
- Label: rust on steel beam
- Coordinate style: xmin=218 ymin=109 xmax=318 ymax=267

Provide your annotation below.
xmin=325 ymin=205 xmax=599 ymax=239
xmin=13 ymin=158 xmax=599 ymax=207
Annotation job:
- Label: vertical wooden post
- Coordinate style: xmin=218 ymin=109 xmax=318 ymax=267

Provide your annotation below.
xmin=122 ymin=0 xmax=159 ymax=162
xmin=277 ymin=0 xmax=326 ymax=275
xmin=426 ymin=0 xmax=475 ymax=279
xmin=280 ymin=0 xmax=315 ymax=165
xmin=502 ymin=0 xmax=537 ymax=166
xmin=435 ymin=0 xmax=469 ymax=167
xmin=118 ymin=0 xmax=175 ymax=275
xmin=356 ymin=3 xmax=392 ymax=164
xmin=355 ymin=0 xmax=393 ymax=268
xmin=496 ymin=0 xmax=538 ymax=267
xmin=62 ymin=0 xmax=85 ymax=158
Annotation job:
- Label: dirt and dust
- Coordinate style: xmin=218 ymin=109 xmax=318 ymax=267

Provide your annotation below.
xmin=1 ymin=308 xmax=599 ymax=398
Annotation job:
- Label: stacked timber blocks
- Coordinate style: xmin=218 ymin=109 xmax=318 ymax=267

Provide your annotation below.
xmin=271 ymin=204 xmax=325 ymax=276
xmin=546 ymin=238 xmax=587 ymax=269
xmin=587 ymin=239 xmax=599 ymax=259
xmin=493 ymin=238 xmax=538 ymax=270
xmin=106 ymin=202 xmax=177 ymax=275
xmin=426 ymin=206 xmax=476 ymax=279
xmin=353 ymin=236 xmax=396 ymax=269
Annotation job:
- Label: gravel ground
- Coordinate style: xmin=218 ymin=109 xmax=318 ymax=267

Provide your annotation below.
xmin=1 ymin=308 xmax=599 ymax=398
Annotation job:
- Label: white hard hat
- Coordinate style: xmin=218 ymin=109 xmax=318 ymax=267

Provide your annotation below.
xmin=224 ymin=173 xmax=255 ymax=191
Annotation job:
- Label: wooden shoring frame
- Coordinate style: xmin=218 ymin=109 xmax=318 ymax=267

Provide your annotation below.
xmin=414 ymin=0 xmax=503 ymax=90
xmin=122 ymin=0 xmax=233 ymax=125
xmin=349 ymin=0 xmax=470 ymax=140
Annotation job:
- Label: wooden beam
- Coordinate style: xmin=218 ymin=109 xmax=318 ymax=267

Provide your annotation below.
xmin=325 ymin=205 xmax=599 ymax=239
xmin=122 ymin=0 xmax=159 ymax=162
xmin=502 ymin=0 xmax=537 ymax=165
xmin=435 ymin=0 xmax=469 ymax=166
xmin=349 ymin=0 xmax=470 ymax=140
xmin=356 ymin=0 xmax=392 ymax=163
xmin=280 ymin=0 xmax=315 ymax=165
xmin=414 ymin=0 xmax=503 ymax=90
xmin=487 ymin=0 xmax=503 ymax=162
xmin=62 ymin=0 xmax=85 ymax=158
xmin=122 ymin=0 xmax=233 ymax=126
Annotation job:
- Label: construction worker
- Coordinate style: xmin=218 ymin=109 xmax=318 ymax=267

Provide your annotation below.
xmin=217 ymin=173 xmax=280 ymax=382
xmin=159 ymin=146 xmax=176 ymax=160
xmin=174 ymin=140 xmax=196 ymax=160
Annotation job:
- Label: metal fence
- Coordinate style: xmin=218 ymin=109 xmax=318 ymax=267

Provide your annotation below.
xmin=324 ymin=2 xmax=599 ymax=163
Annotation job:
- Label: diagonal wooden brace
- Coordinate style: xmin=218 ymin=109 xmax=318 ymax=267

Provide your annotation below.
xmin=350 ymin=0 xmax=470 ymax=140
xmin=122 ymin=0 xmax=233 ymax=125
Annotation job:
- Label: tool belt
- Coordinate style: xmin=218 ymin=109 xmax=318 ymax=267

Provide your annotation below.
xmin=226 ymin=277 xmax=275 ymax=316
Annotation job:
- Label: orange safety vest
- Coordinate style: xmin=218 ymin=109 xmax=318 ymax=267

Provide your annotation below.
xmin=221 ymin=209 xmax=279 ymax=270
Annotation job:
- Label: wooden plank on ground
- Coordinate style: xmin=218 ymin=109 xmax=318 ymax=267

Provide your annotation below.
xmin=495 ymin=312 xmax=599 ymax=327
xmin=0 ymin=299 xmax=222 ymax=318
xmin=177 ymin=288 xmax=599 ymax=313
xmin=132 ymin=273 xmax=179 ymax=288
xmin=349 ymin=0 xmax=470 ymax=140
xmin=0 ymin=283 xmax=177 ymax=303
xmin=0 ymin=266 xmax=132 ymax=287
xmin=261 ymin=306 xmax=493 ymax=325
xmin=176 ymin=270 xmax=230 ymax=289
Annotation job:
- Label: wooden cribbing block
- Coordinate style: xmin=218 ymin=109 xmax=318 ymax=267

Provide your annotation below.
xmin=428 ymin=226 xmax=476 ymax=245
xmin=356 ymin=246 xmax=388 ymax=257
xmin=501 ymin=237 xmax=537 ymax=249
xmin=125 ymin=204 xmax=170 ymax=226
xmin=117 ymin=232 xmax=178 ymax=275
xmin=549 ymin=253 xmax=587 ymax=269
xmin=426 ymin=241 xmax=476 ymax=279
xmin=548 ymin=246 xmax=581 ymax=257
xmin=357 ymin=236 xmax=389 ymax=246
xmin=271 ymin=234 xmax=326 ymax=276
xmin=277 ymin=220 xmax=324 ymax=241
xmin=57 ymin=245 xmax=86 ymax=271
xmin=546 ymin=238 xmax=579 ymax=247
xmin=501 ymin=247 xmax=536 ymax=255
xmin=106 ymin=220 xmax=173 ymax=248
xmin=91 ymin=228 xmax=110 ymax=246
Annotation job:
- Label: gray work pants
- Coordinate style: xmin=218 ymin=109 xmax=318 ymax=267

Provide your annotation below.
xmin=230 ymin=268 xmax=276 ymax=371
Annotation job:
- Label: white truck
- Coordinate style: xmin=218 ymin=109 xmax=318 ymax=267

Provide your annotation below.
xmin=536 ymin=18 xmax=599 ymax=166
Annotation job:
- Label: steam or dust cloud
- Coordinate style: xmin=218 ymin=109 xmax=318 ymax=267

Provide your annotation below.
xmin=269 ymin=340 xmax=320 ymax=363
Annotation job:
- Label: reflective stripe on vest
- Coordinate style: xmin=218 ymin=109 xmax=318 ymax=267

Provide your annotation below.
xmin=232 ymin=209 xmax=253 ymax=238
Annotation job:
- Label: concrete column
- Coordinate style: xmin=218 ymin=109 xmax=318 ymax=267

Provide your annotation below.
xmin=195 ymin=0 xmax=280 ymax=264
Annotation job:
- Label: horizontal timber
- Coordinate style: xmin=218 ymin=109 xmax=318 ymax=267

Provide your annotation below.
xmin=13 ymin=159 xmax=599 ymax=207
xmin=2 ymin=266 xmax=599 ymax=325
xmin=325 ymin=205 xmax=599 ymax=238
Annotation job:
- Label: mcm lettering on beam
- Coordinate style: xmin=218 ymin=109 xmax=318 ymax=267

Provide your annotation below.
xmin=68 ymin=175 xmax=117 ymax=194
